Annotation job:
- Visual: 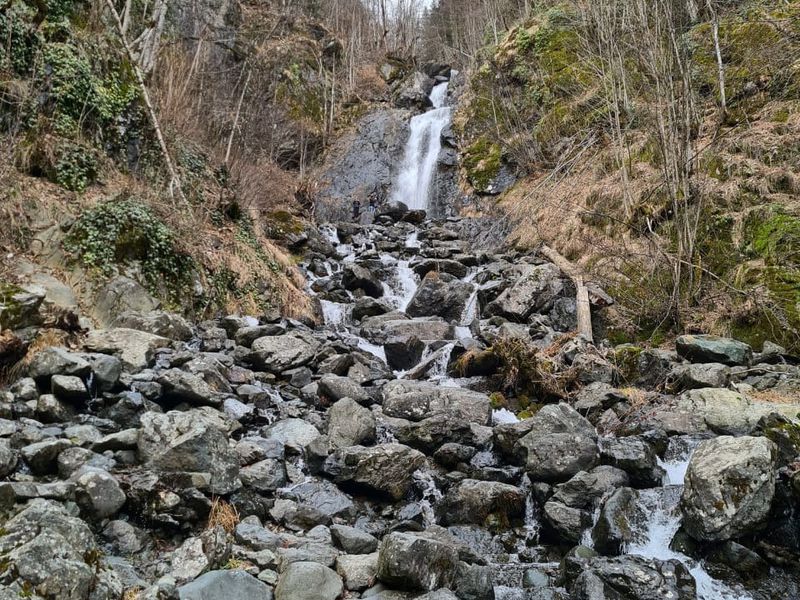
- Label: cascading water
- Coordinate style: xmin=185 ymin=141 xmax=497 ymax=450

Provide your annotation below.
xmin=625 ymin=437 xmax=752 ymax=600
xmin=391 ymin=81 xmax=452 ymax=211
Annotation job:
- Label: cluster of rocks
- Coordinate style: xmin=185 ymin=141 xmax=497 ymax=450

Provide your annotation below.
xmin=0 ymin=210 xmax=799 ymax=600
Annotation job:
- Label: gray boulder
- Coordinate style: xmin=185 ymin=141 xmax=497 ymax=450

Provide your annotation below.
xmin=318 ymin=374 xmax=371 ymax=404
xmin=439 ymin=479 xmax=526 ymax=528
xmin=28 ymin=347 xmax=90 ymax=385
xmin=675 ymin=388 xmax=800 ymax=434
xmin=51 ymin=374 xmax=89 ymax=402
xmin=275 ymin=480 xmax=355 ymax=527
xmin=263 ymin=418 xmax=321 ymax=453
xmin=331 ymin=524 xmax=379 ymax=554
xmin=71 ymin=466 xmax=126 ymax=519
xmin=138 ymin=409 xmax=240 ymax=494
xmin=251 ymin=331 xmax=320 ymax=373
xmin=395 ymin=72 xmax=434 ymax=110
xmin=680 ymin=435 xmax=777 ymax=541
xmin=599 ymin=436 xmax=665 ymax=488
xmin=328 ymin=398 xmax=376 ymax=448
xmin=84 ymin=327 xmax=170 ymax=370
xmin=157 ymin=369 xmax=221 ymax=406
xmin=0 ymin=284 xmax=44 ymax=329
xmin=336 ymin=553 xmax=378 ymax=591
xmin=343 ymin=264 xmax=384 ymax=298
xmin=676 ymin=334 xmax=752 ymax=366
xmin=405 ymin=273 xmax=474 ymax=322
xmin=114 ymin=310 xmax=193 ymax=341
xmin=323 ymin=443 xmax=426 ymax=500
xmin=376 ymin=531 xmax=459 ymax=591
xmin=485 ymin=264 xmax=565 ymax=322
xmin=178 ymin=569 xmax=273 ymax=599
xmin=93 ymin=275 xmax=159 ymax=326
xmin=275 ymin=562 xmax=343 ymax=600
xmin=591 ymin=487 xmax=640 ymax=555
xmin=570 ymin=555 xmax=696 ymax=600
xmin=666 ymin=362 xmax=730 ymax=392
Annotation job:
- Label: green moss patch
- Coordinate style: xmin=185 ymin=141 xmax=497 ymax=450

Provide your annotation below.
xmin=462 ymin=137 xmax=503 ymax=192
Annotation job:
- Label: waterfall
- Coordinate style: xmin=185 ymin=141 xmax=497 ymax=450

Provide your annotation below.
xmin=391 ymin=81 xmax=452 ymax=211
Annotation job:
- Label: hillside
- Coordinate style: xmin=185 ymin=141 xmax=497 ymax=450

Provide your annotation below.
xmin=450 ymin=0 xmax=800 ymax=352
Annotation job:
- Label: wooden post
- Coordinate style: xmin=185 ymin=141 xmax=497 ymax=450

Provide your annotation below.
xmin=540 ymin=245 xmax=595 ymax=342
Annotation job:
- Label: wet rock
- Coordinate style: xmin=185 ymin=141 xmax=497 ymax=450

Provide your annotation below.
xmin=681 ymin=435 xmax=777 ymax=541
xmin=395 ymin=72 xmax=434 ymax=110
xmin=591 ymin=487 xmax=640 ymax=555
xmin=0 ymin=438 xmax=18 ymax=477
xmin=352 ymin=297 xmax=392 ymax=321
xmin=362 ymin=316 xmax=454 ymax=344
xmin=240 ymin=458 xmax=287 ymax=492
xmin=406 ymin=272 xmax=474 ymax=322
xmin=433 ymin=442 xmax=477 ymax=468
xmin=331 ymin=524 xmax=379 ymax=554
xmin=114 ymin=310 xmax=193 ymax=341
xmin=543 ymin=466 xmax=629 ymax=543
xmin=323 ymin=443 xmax=426 ymax=500
xmin=485 ymin=264 xmax=565 ymax=322
xmin=343 ymin=264 xmax=385 ymax=298
xmin=251 ymin=331 xmax=321 ymax=373
xmin=81 ymin=352 xmax=123 ymax=391
xmin=384 ymin=335 xmax=426 ymax=371
xmin=599 ymin=436 xmax=665 ymax=488
xmin=84 ymin=327 xmax=170 ymax=370
xmin=275 ymin=561 xmax=343 ymax=600
xmin=177 ymin=569 xmax=274 ymax=599
xmin=412 ymin=259 xmax=468 ymax=279
xmin=676 ymin=334 xmax=752 ymax=366
xmin=439 ymin=479 xmax=526 ymax=528
xmin=376 ymin=531 xmax=459 ymax=591
xmin=569 ymin=555 xmax=696 ymax=599
xmin=138 ymin=409 xmax=240 ymax=494
xmin=328 ymin=397 xmax=376 ymax=448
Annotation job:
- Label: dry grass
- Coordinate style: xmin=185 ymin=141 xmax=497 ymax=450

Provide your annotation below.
xmin=749 ymin=388 xmax=800 ymax=406
xmin=122 ymin=589 xmax=142 ymax=600
xmin=207 ymin=498 xmax=239 ymax=534
xmin=490 ymin=334 xmax=578 ymax=399
xmin=0 ymin=328 xmax=68 ymax=386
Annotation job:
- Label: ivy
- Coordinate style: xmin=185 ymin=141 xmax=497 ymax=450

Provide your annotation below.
xmin=53 ymin=139 xmax=97 ymax=191
xmin=64 ymin=198 xmax=194 ymax=301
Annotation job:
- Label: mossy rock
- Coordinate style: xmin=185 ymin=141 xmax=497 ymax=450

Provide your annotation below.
xmin=462 ymin=137 xmax=503 ymax=192
xmin=0 ymin=283 xmax=44 ymax=330
xmin=614 ymin=344 xmax=643 ymax=385
xmin=265 ymin=211 xmax=305 ymax=240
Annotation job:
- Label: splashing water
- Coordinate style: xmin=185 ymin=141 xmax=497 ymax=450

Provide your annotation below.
xmin=391 ymin=82 xmax=452 ymax=211
xmin=413 ymin=469 xmax=443 ymax=528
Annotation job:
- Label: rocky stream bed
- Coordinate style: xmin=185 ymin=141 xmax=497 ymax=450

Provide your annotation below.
xmin=1 ymin=205 xmax=800 ymax=600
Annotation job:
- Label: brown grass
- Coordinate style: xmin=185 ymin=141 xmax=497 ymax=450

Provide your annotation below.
xmin=122 ymin=589 xmax=142 ymax=600
xmin=749 ymin=388 xmax=800 ymax=406
xmin=207 ymin=498 xmax=239 ymax=534
xmin=0 ymin=328 xmax=68 ymax=386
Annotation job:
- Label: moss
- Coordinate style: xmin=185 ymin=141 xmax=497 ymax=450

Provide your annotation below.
xmin=462 ymin=137 xmax=502 ymax=192
xmin=614 ymin=344 xmax=643 ymax=384
xmin=265 ymin=211 xmax=304 ymax=240
xmin=489 ymin=392 xmax=507 ymax=410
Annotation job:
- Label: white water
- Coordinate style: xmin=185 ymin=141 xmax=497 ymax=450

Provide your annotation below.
xmin=380 ymin=253 xmax=418 ymax=311
xmin=391 ymin=81 xmax=452 ymax=211
xmin=413 ymin=469 xmax=443 ymax=528
xmin=492 ymin=408 xmax=520 ymax=424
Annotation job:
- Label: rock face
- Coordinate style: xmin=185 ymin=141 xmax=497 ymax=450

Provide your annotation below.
xmin=376 ymin=531 xmax=459 ymax=591
xmin=676 ymin=334 xmax=753 ymax=366
xmin=681 ymin=436 xmax=778 ymax=541
xmin=316 ymin=109 xmax=410 ymax=221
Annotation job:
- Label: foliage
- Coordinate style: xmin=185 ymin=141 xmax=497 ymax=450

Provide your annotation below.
xmin=53 ymin=139 xmax=97 ymax=191
xmin=462 ymin=137 xmax=502 ymax=191
xmin=64 ymin=198 xmax=194 ymax=301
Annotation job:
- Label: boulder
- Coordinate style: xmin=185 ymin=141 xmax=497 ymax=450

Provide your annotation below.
xmin=405 ymin=273 xmax=474 ymax=322
xmin=680 ymin=435 xmax=777 ymax=541
xmin=675 ymin=388 xmax=800 ymax=434
xmin=0 ymin=284 xmax=44 ymax=329
xmin=666 ymin=363 xmax=730 ymax=392
xmin=51 ymin=374 xmax=89 ymax=403
xmin=384 ymin=335 xmax=426 ymax=371
xmin=27 ymin=347 xmax=90 ymax=385
xmin=251 ymin=331 xmax=320 ymax=373
xmin=138 ymin=409 xmax=240 ymax=494
xmin=84 ymin=328 xmax=170 ymax=371
xmin=342 ymin=264 xmax=384 ymax=298
xmin=599 ymin=436 xmax=665 ymax=488
xmin=569 ymin=555 xmax=696 ymax=600
xmin=157 ymin=369 xmax=221 ymax=406
xmin=591 ymin=487 xmax=640 ymax=555
xmin=113 ymin=310 xmax=193 ymax=341
xmin=318 ymin=374 xmax=371 ymax=404
xmin=274 ymin=480 xmax=355 ymax=528
xmin=178 ymin=569 xmax=274 ymax=599
xmin=327 ymin=398 xmax=376 ymax=448
xmin=382 ymin=380 xmax=491 ymax=425
xmin=71 ymin=466 xmax=126 ymax=519
xmin=439 ymin=479 xmax=526 ymax=528
xmin=376 ymin=531 xmax=459 ymax=591
xmin=676 ymin=334 xmax=752 ymax=366
xmin=323 ymin=443 xmax=426 ymax=500
xmin=485 ymin=264 xmax=565 ymax=322
xmin=336 ymin=553 xmax=378 ymax=591
xmin=394 ymin=72 xmax=434 ymax=110
xmin=275 ymin=562 xmax=343 ymax=600
xmin=330 ymin=524 xmax=379 ymax=554
xmin=93 ymin=276 xmax=159 ymax=326
xmin=263 ymin=418 xmax=321 ymax=453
